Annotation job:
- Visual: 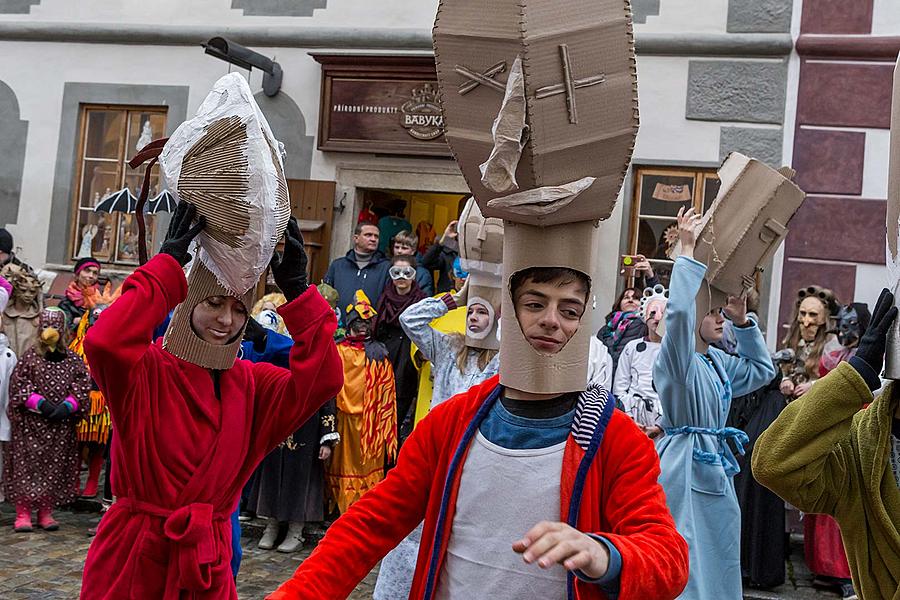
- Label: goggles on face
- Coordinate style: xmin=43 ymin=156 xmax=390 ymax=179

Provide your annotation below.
xmin=389 ymin=266 xmax=416 ymax=280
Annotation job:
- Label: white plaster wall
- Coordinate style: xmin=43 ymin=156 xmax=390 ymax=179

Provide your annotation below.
xmin=855 ymin=263 xmax=889 ymax=307
xmin=863 ymin=127 xmax=890 ymax=199
xmin=632 ymin=56 xmax=722 ymax=163
xmin=872 ymin=0 xmax=900 ymax=35
xmin=17 ymin=0 xmax=440 ymax=28
xmin=637 ymin=0 xmax=728 ymax=34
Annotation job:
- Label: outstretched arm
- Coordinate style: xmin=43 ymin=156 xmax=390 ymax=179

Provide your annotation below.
xmin=399 ymin=295 xmax=455 ymax=363
xmin=655 ymin=256 xmax=705 ymax=384
xmin=267 ymin=401 xmax=441 ymax=600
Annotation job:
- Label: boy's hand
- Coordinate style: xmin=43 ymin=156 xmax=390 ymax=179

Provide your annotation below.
xmin=513 ymin=521 xmax=610 ymax=579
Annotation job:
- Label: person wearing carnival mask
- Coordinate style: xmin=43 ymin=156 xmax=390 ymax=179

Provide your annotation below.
xmin=77 ymin=205 xmax=343 ymax=600
xmin=819 ymin=303 xmax=871 ymax=377
xmin=272 ymin=256 xmax=689 ymax=599
xmin=375 ymin=255 xmax=428 ymax=443
xmin=326 ymin=290 xmax=397 ymax=514
xmin=0 ymin=264 xmax=43 ymax=358
xmin=752 ymin=289 xmax=900 ymax=600
xmin=4 ymin=307 xmax=90 ymax=532
xmin=613 ymin=284 xmax=667 ymax=439
xmin=653 ymin=207 xmax=777 ymax=600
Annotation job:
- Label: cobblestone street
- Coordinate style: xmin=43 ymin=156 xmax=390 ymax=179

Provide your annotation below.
xmin=0 ymin=503 xmax=842 ymax=599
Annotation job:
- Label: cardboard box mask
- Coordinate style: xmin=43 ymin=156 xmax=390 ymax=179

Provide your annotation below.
xmin=458 ymin=197 xmax=504 ymax=350
xmin=433 ymin=0 xmax=639 ymax=226
xmin=884 ymin=54 xmax=900 ymax=379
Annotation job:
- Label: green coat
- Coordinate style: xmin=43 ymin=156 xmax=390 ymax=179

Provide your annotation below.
xmin=752 ymin=362 xmax=900 ymax=599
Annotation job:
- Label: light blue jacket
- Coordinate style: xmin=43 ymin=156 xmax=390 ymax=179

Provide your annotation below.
xmin=654 ymin=256 xmax=775 ymax=600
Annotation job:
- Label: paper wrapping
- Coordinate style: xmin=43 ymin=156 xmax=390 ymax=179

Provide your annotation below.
xmin=499 ymin=221 xmax=598 ymax=394
xmin=458 ymin=197 xmax=504 ymax=349
xmin=160 ymin=73 xmax=291 ymax=295
xmin=433 ymin=0 xmax=639 ymax=226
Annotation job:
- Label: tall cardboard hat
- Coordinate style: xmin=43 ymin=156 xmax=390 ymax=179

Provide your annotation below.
xmin=158 ymin=73 xmax=291 ymax=369
xmin=690 ymin=152 xmax=805 ymax=348
xmin=433 ymin=0 xmax=639 ymax=227
xmin=458 ymin=197 xmax=504 ymax=350
xmin=885 ymin=54 xmax=900 ymax=378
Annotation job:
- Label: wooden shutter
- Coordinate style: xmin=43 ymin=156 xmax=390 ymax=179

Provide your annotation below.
xmin=287 ymin=179 xmax=336 ymax=285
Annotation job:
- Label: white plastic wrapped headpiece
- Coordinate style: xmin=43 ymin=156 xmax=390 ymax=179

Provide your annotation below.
xmin=159 ymin=73 xmax=291 ymax=295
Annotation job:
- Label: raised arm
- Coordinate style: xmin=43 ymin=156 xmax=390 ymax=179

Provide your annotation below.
xmin=83 ymin=202 xmax=202 ymax=400
xmin=399 ymin=295 xmax=455 ymax=362
xmin=267 ymin=400 xmax=441 ymax=600
xmin=594 ymin=414 xmax=689 ymax=599
xmin=715 ymin=319 xmax=776 ymax=397
xmin=655 ymin=256 xmax=705 ymax=384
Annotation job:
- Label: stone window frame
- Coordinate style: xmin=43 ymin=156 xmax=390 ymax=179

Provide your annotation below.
xmin=626 ymin=165 xmax=720 ymax=287
xmin=68 ymin=104 xmax=168 ymax=266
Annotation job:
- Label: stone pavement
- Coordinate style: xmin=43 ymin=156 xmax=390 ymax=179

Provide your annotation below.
xmin=0 ymin=503 xmax=842 ymax=599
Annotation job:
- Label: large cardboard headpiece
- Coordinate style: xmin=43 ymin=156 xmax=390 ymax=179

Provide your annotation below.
xmin=159 ymin=73 xmax=291 ymax=369
xmin=458 ymin=197 xmax=503 ymax=350
xmin=691 ymin=153 xmax=805 ymax=348
xmin=885 ymin=55 xmax=900 ymax=379
xmin=433 ymin=0 xmax=639 ymax=227
xmin=434 ymin=0 xmax=638 ymax=394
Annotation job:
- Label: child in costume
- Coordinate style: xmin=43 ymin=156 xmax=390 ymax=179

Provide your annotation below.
xmin=753 ymin=289 xmax=900 ymax=600
xmin=57 ymin=257 xmax=104 ymax=328
xmin=5 ymin=307 xmax=90 ymax=531
xmin=375 ymin=254 xmax=427 ymax=441
xmin=654 ymin=207 xmax=776 ymax=600
xmin=79 ymin=73 xmax=343 ymax=600
xmin=0 ymin=275 xmax=16 ymax=502
xmin=613 ymin=284 xmax=667 ymax=438
xmin=326 ymin=290 xmax=397 ymax=513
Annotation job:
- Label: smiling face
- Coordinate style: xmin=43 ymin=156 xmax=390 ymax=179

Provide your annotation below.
xmin=699 ymin=309 xmax=725 ymax=344
xmin=190 ymin=295 xmax=248 ymax=345
xmin=76 ymin=266 xmax=100 ymax=288
xmin=513 ymin=277 xmax=588 ymax=355
xmin=798 ymin=296 xmax=827 ymax=343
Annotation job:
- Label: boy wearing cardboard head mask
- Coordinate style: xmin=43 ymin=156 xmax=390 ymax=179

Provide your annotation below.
xmin=271 ymin=222 xmax=688 ymax=600
xmin=653 ymin=207 xmax=776 ymax=600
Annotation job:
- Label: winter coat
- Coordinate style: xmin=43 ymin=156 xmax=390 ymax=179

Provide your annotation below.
xmin=269 ymin=375 xmax=688 ymax=600
xmin=324 ymin=249 xmax=391 ymax=319
xmin=421 ymin=243 xmax=458 ymax=294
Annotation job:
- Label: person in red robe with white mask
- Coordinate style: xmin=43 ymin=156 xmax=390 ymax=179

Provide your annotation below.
xmin=78 ymin=204 xmax=343 ymax=599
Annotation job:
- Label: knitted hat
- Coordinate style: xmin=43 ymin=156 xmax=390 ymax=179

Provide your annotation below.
xmin=74 ymin=257 xmax=101 ymax=275
xmin=0 ymin=228 xmax=12 ymax=254
xmin=163 ymin=260 xmax=254 ymax=370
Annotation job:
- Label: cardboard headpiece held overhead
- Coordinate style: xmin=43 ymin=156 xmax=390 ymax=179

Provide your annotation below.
xmin=458 ymin=197 xmax=504 ymax=350
xmin=434 ymin=0 xmax=639 ymax=394
xmin=691 ymin=152 xmax=805 ymax=349
xmin=884 ymin=54 xmax=900 ymax=379
xmin=158 ymin=73 xmax=291 ymax=370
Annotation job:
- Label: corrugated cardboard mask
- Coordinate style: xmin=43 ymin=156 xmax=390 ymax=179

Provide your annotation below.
xmin=499 ymin=220 xmax=598 ymax=394
xmin=885 ymin=55 xmax=900 ymax=379
xmin=689 ymin=153 xmax=805 ymax=349
xmin=458 ymin=197 xmax=504 ymax=350
xmin=433 ymin=0 xmax=639 ymax=226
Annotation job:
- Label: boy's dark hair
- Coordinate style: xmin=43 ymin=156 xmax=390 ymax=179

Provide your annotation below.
xmin=391 ymin=254 xmax=417 ymax=268
xmin=510 ymin=267 xmax=591 ymax=303
xmin=354 ymin=221 xmax=378 ymax=236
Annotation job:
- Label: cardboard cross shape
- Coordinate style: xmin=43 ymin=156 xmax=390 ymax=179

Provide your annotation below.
xmin=691 ymin=153 xmax=805 ymax=348
xmin=884 ymin=54 xmax=900 ymax=379
xmin=433 ymin=0 xmax=639 ymax=226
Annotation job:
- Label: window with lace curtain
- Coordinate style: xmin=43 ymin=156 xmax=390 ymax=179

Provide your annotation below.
xmin=627 ymin=165 xmax=720 ymax=286
xmin=70 ymin=106 xmax=167 ymax=265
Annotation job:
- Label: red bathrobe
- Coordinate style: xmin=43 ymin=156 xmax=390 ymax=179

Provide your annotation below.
xmin=79 ymin=254 xmax=343 ymax=600
xmin=269 ymin=376 xmax=689 ymax=600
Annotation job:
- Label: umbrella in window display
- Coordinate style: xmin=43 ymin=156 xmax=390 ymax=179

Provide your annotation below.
xmin=143 ymin=189 xmax=178 ymax=214
xmin=93 ymin=187 xmax=139 ymax=214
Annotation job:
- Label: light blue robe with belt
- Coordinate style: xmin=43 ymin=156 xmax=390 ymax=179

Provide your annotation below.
xmin=654 ymin=256 xmax=776 ymax=600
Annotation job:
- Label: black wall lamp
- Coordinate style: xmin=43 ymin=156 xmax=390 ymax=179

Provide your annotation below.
xmin=202 ymin=37 xmax=283 ymax=97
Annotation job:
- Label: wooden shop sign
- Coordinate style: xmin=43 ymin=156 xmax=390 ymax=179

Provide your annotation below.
xmin=312 ymin=54 xmax=452 ymax=157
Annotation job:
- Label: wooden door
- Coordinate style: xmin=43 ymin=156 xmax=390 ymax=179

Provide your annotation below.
xmin=287 ymin=179 xmax=336 ymax=285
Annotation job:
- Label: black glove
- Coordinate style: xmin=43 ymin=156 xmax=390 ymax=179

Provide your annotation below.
xmin=270 ymin=217 xmax=309 ymax=302
xmin=159 ymin=202 xmax=206 ymax=267
xmin=49 ymin=402 xmax=74 ymax=421
xmin=849 ymin=288 xmax=898 ymax=390
xmin=243 ymin=316 xmax=268 ymax=353
xmin=38 ymin=399 xmax=55 ymax=419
